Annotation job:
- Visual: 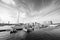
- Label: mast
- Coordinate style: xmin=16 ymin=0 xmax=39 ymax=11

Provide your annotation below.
xmin=17 ymin=11 xmax=20 ymax=24
xmin=42 ymin=0 xmax=44 ymax=8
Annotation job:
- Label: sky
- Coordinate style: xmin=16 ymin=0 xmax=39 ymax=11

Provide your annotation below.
xmin=0 ymin=0 xmax=60 ymax=23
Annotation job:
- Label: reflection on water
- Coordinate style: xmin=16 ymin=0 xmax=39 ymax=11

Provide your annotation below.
xmin=0 ymin=30 xmax=27 ymax=40
xmin=0 ymin=31 xmax=10 ymax=40
xmin=1 ymin=27 xmax=60 ymax=40
xmin=7 ymin=30 xmax=27 ymax=40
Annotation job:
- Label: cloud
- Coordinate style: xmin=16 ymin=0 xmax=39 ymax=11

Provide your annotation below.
xmin=0 ymin=3 xmax=18 ymax=23
xmin=1 ymin=0 xmax=15 ymax=5
xmin=0 ymin=0 xmax=60 ymax=23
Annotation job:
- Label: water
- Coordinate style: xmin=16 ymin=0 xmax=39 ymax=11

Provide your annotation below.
xmin=0 ymin=31 xmax=10 ymax=40
xmin=0 ymin=26 xmax=60 ymax=40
